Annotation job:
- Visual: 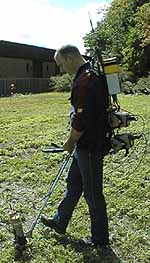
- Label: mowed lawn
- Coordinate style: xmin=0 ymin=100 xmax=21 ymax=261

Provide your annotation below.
xmin=0 ymin=93 xmax=149 ymax=263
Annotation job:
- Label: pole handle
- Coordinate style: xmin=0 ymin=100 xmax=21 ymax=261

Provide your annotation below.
xmin=42 ymin=148 xmax=64 ymax=153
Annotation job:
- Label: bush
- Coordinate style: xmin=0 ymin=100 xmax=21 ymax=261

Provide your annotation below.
xmin=133 ymin=77 xmax=150 ymax=95
xmin=121 ymin=76 xmax=150 ymax=95
xmin=121 ymin=81 xmax=135 ymax=95
xmin=49 ymin=74 xmax=72 ymax=92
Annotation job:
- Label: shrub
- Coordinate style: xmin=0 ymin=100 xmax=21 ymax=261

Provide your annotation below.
xmin=121 ymin=76 xmax=150 ymax=95
xmin=121 ymin=81 xmax=135 ymax=95
xmin=133 ymin=77 xmax=150 ymax=95
xmin=49 ymin=74 xmax=72 ymax=92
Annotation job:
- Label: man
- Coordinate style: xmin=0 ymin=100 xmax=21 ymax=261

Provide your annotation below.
xmin=41 ymin=45 xmax=111 ymax=248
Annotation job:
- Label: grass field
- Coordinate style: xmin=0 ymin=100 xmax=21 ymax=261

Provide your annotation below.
xmin=0 ymin=93 xmax=149 ymax=263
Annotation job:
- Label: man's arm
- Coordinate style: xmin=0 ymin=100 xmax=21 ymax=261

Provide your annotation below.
xmin=64 ymin=72 xmax=91 ymax=153
xmin=63 ymin=127 xmax=83 ymax=153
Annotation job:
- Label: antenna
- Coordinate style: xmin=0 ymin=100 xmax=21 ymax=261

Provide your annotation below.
xmin=88 ymin=12 xmax=104 ymax=73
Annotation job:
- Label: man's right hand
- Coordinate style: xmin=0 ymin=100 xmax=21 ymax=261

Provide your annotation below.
xmin=63 ymin=138 xmax=75 ymax=154
xmin=63 ymin=127 xmax=83 ymax=153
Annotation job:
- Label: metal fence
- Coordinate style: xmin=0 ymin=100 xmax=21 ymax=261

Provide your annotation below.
xmin=0 ymin=78 xmax=52 ymax=97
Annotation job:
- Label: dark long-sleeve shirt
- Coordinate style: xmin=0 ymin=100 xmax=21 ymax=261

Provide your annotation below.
xmin=70 ymin=62 xmax=111 ymax=153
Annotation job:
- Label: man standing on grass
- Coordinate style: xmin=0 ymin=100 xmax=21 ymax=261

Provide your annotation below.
xmin=41 ymin=45 xmax=111 ymax=249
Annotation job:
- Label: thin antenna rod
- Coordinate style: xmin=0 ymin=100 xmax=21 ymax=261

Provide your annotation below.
xmin=88 ymin=11 xmax=104 ymax=73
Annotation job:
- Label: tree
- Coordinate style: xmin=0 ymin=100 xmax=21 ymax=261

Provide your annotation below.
xmin=84 ymin=0 xmax=150 ymax=77
xmin=123 ymin=3 xmax=150 ymax=76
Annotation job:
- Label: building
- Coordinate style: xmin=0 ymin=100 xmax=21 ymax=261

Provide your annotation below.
xmin=0 ymin=40 xmax=58 ymax=79
xmin=0 ymin=40 xmax=90 ymax=96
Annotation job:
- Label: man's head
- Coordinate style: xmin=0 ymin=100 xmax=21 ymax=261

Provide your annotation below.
xmin=54 ymin=45 xmax=86 ymax=75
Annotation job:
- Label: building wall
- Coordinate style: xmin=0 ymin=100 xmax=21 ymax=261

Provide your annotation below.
xmin=0 ymin=57 xmax=33 ymax=78
xmin=0 ymin=57 xmax=57 ymax=78
xmin=42 ymin=61 xmax=57 ymax=77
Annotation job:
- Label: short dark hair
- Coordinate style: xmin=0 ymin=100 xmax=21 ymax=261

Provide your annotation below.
xmin=55 ymin=45 xmax=81 ymax=58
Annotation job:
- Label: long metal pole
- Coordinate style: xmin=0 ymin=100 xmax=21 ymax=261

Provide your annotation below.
xmin=26 ymin=153 xmax=72 ymax=237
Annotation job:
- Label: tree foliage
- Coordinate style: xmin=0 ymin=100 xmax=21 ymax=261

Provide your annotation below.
xmin=84 ymin=0 xmax=150 ymax=77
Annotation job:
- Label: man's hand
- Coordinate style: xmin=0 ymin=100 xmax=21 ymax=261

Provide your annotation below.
xmin=63 ymin=138 xmax=75 ymax=154
xmin=63 ymin=127 xmax=83 ymax=153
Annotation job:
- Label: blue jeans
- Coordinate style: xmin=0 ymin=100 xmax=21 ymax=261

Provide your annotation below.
xmin=53 ymin=148 xmax=109 ymax=245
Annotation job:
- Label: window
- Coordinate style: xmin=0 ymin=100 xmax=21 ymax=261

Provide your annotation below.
xmin=26 ymin=63 xmax=29 ymax=73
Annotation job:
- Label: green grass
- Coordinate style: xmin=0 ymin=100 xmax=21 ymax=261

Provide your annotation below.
xmin=0 ymin=93 xmax=149 ymax=263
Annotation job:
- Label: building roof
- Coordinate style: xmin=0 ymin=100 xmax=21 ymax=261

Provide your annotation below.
xmin=0 ymin=40 xmax=90 ymax=63
xmin=0 ymin=40 xmax=56 ymax=62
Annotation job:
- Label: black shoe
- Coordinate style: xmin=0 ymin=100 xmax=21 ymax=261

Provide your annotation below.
xmin=81 ymin=236 xmax=110 ymax=249
xmin=40 ymin=215 xmax=66 ymax=234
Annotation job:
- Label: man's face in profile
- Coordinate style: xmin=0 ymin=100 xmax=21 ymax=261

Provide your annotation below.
xmin=55 ymin=52 xmax=75 ymax=75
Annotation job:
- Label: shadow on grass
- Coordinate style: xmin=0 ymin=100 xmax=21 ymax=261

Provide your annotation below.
xmin=42 ymin=230 xmax=123 ymax=263
xmin=14 ymin=246 xmax=33 ymax=263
